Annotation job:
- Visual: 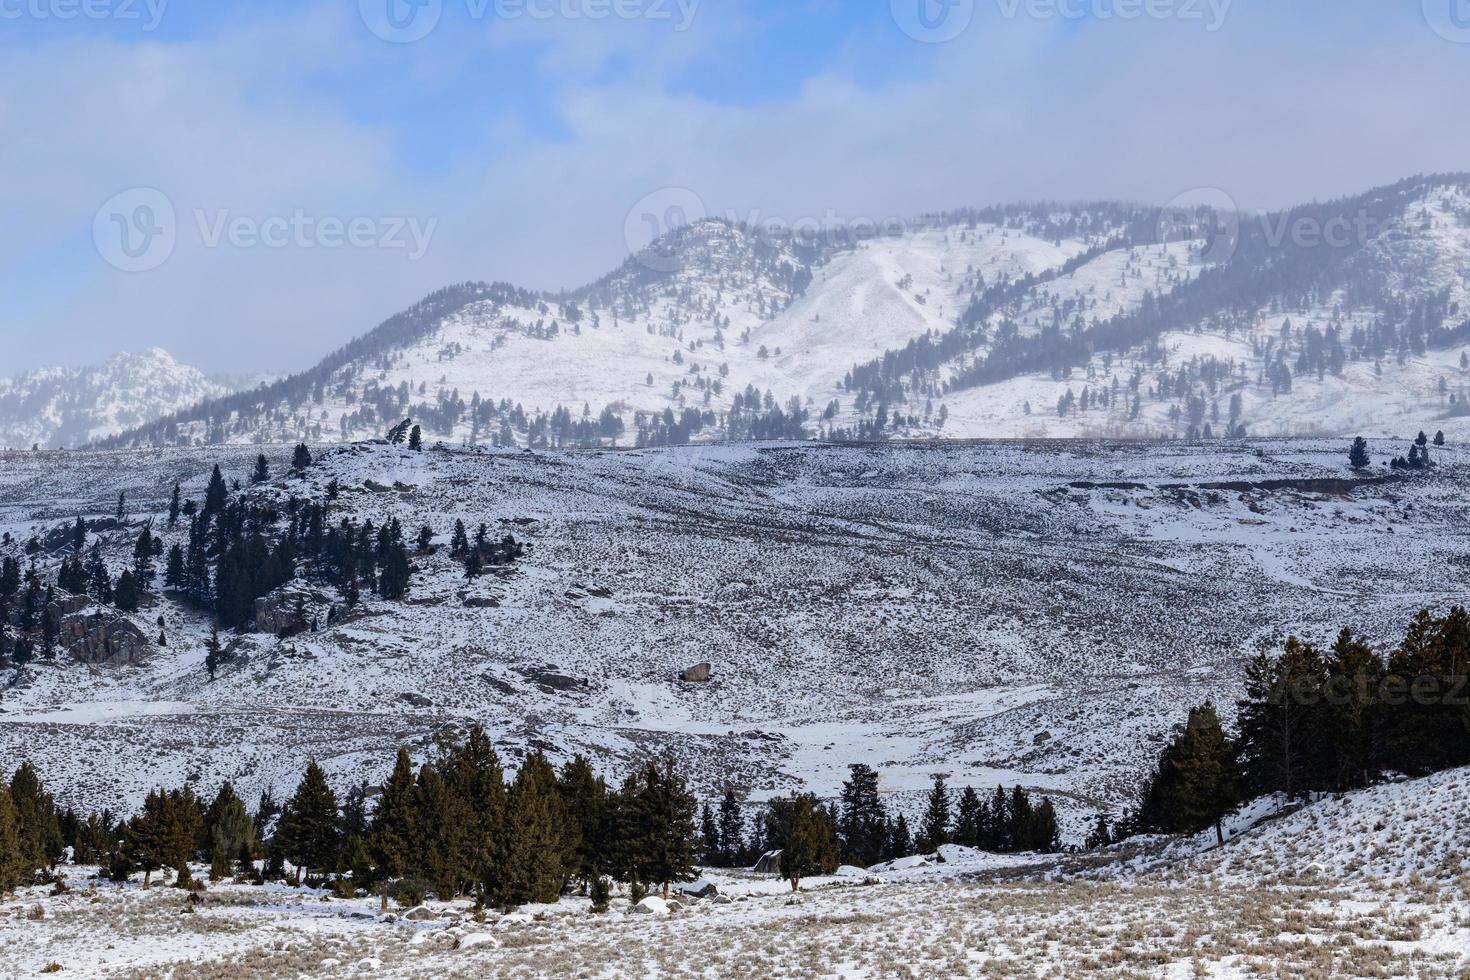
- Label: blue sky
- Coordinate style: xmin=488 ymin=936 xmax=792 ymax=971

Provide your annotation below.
xmin=3 ymin=0 xmax=1469 ymax=374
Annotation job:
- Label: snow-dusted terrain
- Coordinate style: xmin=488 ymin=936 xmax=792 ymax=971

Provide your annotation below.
xmin=2 ymin=437 xmax=1464 ymax=835
xmin=69 ymin=175 xmax=1470 ymax=455
xmin=0 ymin=349 xmax=231 ymax=450
xmin=2 ymin=764 xmax=1467 ymax=978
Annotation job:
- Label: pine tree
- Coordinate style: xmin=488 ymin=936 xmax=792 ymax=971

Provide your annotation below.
xmin=887 ymin=813 xmax=912 ymax=859
xmin=113 ymin=569 xmax=139 ymax=612
xmin=377 ymin=545 xmax=410 ymax=600
xmin=953 ymin=787 xmax=983 ymax=848
xmin=1138 ymin=704 xmax=1240 ymax=844
xmin=837 ymin=764 xmax=887 ymax=867
xmin=168 ymin=483 xmax=182 ymax=527
xmin=621 ymin=757 xmax=697 ymax=899
xmin=132 ymin=526 xmax=156 ymax=589
xmin=717 ymin=789 xmax=745 ymax=868
xmin=368 ymin=748 xmax=417 ymax=893
xmin=203 ymin=464 xmax=228 ymax=521
xmin=497 ymin=753 xmax=569 ymax=907
xmin=276 ymin=762 xmax=340 ymax=884
xmin=164 ymin=544 xmax=185 ymax=589
xmin=417 ymin=526 xmax=434 ymax=553
xmin=440 ymin=727 xmax=505 ymax=907
xmin=917 ymin=774 xmax=951 ymax=853
xmin=203 ymin=782 xmax=256 ymax=870
xmin=252 ymin=454 xmax=270 ymax=485
xmin=408 ymin=425 xmax=423 ymax=451
xmin=450 ymin=520 xmax=469 ymax=556
xmin=1348 ymin=436 xmax=1370 ymax=469
xmin=0 ymin=786 xmax=28 ymax=893
xmin=1084 ymin=814 xmax=1112 ymax=850
xmin=557 ymin=755 xmax=607 ymax=889
xmin=122 ymin=788 xmax=192 ymax=888
xmin=699 ymin=804 xmax=720 ymax=865
xmin=204 ymin=628 xmax=224 ymax=681
xmin=292 ymin=444 xmax=313 ymax=475
xmin=778 ymin=793 xmax=836 ymax=892
xmin=9 ymin=764 xmax=62 ymax=875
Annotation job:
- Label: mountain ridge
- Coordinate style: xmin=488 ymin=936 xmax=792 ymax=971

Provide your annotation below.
xmin=76 ymin=172 xmax=1470 ymax=451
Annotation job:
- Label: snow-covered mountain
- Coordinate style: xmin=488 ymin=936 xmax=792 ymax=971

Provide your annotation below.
xmin=0 ymin=348 xmax=231 ymax=450
xmin=91 ymin=174 xmax=1470 ymax=450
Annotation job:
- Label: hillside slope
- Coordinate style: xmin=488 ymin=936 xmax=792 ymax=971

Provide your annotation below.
xmin=2 ymin=438 xmax=1467 ymax=835
xmin=0 ymin=348 xmax=231 ymax=450
xmin=84 ymin=175 xmax=1470 ymax=451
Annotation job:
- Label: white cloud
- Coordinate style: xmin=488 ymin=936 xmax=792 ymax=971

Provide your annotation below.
xmin=5 ymin=1 xmax=1470 ymax=375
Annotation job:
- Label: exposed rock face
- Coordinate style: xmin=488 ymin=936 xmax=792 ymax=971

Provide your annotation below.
xmin=253 ymin=583 xmax=334 ymax=637
xmin=59 ymin=609 xmax=151 ymax=665
xmin=680 ymin=663 xmax=713 ymax=683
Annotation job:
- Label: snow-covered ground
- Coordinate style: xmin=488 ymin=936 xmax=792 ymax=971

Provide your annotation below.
xmin=4 ymin=766 xmax=1468 ymax=978
xmin=2 ymin=437 xmax=1467 ymax=837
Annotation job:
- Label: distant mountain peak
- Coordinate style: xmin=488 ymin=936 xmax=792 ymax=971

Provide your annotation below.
xmin=0 ymin=349 xmax=231 ymax=450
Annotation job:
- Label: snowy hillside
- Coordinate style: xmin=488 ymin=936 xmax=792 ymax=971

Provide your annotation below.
xmin=3 ymin=764 xmax=1467 ymax=977
xmin=3 ymin=437 xmax=1468 ymax=838
xmin=83 ymin=174 xmax=1470 ymax=452
xmin=0 ymin=348 xmax=231 ymax=450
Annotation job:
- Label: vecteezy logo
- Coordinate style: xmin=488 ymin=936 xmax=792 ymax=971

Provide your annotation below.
xmin=360 ymin=0 xmax=442 ymax=43
xmin=1424 ymin=0 xmax=1470 ymax=43
xmin=1155 ymin=187 xmax=1240 ymax=266
xmin=93 ymin=188 xmax=177 ymax=273
xmin=624 ymin=187 xmax=707 ymax=274
xmin=891 ymin=0 xmax=974 ymax=43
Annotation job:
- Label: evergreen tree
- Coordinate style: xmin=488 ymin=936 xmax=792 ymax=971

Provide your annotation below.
xmin=557 ymin=755 xmax=607 ymax=889
xmin=778 ymin=793 xmax=837 ymax=892
xmin=122 ymin=788 xmax=192 ymax=888
xmin=291 ymin=444 xmax=313 ymax=475
xmin=113 ymin=569 xmax=139 ymax=612
xmin=1138 ymin=704 xmax=1240 ymax=844
xmin=887 ymin=813 xmax=912 ymax=859
xmin=621 ymin=756 xmax=697 ymax=899
xmin=203 ymin=782 xmax=256 ymax=869
xmin=497 ymin=752 xmax=569 ymax=906
xmin=408 ymin=425 xmax=423 ymax=451
xmin=377 ymin=545 xmax=410 ymax=601
xmin=953 ymin=787 xmax=983 ymax=848
xmin=837 ymin=764 xmax=887 ymax=867
xmin=168 ymin=483 xmax=182 ymax=527
xmin=1084 ymin=814 xmax=1112 ymax=850
xmin=164 ymin=544 xmax=185 ymax=589
xmin=276 ymin=762 xmax=340 ymax=884
xmin=252 ymin=454 xmax=271 ymax=485
xmin=716 ymin=789 xmax=745 ymax=868
xmin=1348 ymin=436 xmax=1370 ymax=469
xmin=0 ymin=786 xmax=28 ymax=893
xmin=367 ymin=749 xmax=417 ymax=890
xmin=130 ymin=525 xmax=157 ymax=589
xmin=9 ymin=764 xmax=62 ymax=875
xmin=917 ymin=774 xmax=951 ymax=853
xmin=204 ymin=628 xmax=224 ymax=681
xmin=203 ymin=464 xmax=228 ymax=521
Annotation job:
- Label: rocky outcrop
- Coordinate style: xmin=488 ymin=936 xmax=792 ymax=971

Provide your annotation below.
xmin=252 ymin=583 xmax=334 ymax=638
xmin=59 ymin=609 xmax=151 ymax=666
xmin=680 ymin=663 xmax=713 ymax=683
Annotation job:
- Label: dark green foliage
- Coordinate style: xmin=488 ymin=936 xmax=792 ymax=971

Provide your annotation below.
xmin=917 ymin=774 xmax=951 ymax=853
xmin=777 ymin=793 xmax=838 ymax=891
xmin=408 ymin=425 xmax=423 ymax=451
xmin=203 ymin=782 xmax=257 ymax=867
xmin=276 ymin=762 xmax=340 ymax=884
xmin=1135 ymin=703 xmax=1241 ymax=844
xmin=291 ymin=444 xmax=313 ymax=475
xmin=1348 ymin=436 xmax=1370 ymax=469
xmin=837 ymin=764 xmax=887 ymax=868
xmin=113 ymin=569 xmax=139 ymax=612
xmin=617 ymin=757 xmax=698 ymax=898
